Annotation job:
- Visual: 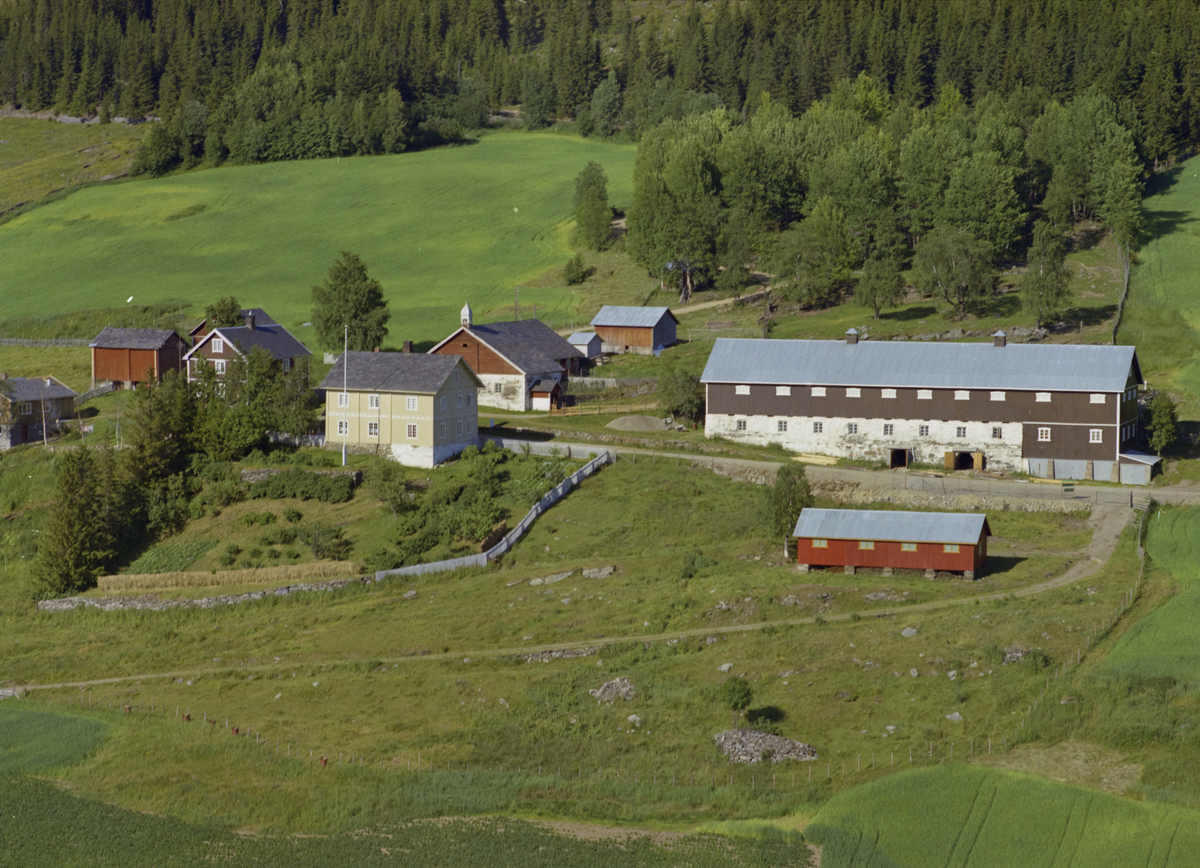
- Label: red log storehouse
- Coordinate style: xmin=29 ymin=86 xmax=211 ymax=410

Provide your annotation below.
xmin=793 ymin=508 xmax=990 ymax=579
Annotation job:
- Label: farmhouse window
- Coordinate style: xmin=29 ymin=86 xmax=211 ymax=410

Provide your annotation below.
xmin=337 ymin=420 xmax=348 ymax=435
xmin=368 ymin=394 xmax=380 ymax=409
xmin=456 ymin=420 xmax=464 ymax=436
xmin=736 ymin=419 xmax=747 ymax=431
xmin=1038 ymin=427 xmax=1051 ymax=442
xmin=918 ymin=390 xmax=932 ymax=400
xmin=812 ymin=387 xmax=826 ymax=397
xmin=439 ymin=396 xmax=447 ymax=410
xmin=337 ymin=393 xmax=349 ymax=408
xmin=777 ymin=420 xmax=788 ymax=432
xmin=847 ymin=423 xmax=858 ymax=434
xmin=992 ymin=427 xmax=1003 ymax=439
xmin=439 ymin=422 xmax=447 ymax=439
xmin=990 ymin=391 xmax=1005 ymax=401
xmin=954 ymin=390 xmax=969 ymax=401
xmin=406 ymin=396 xmax=418 ymax=411
xmin=943 ymin=544 xmax=960 ymax=553
xmin=466 ymin=393 xmax=472 ymax=407
xmin=1090 ymin=393 xmax=1106 ymax=404
xmin=1036 ymin=392 xmax=1051 ymax=402
xmin=884 ymin=424 xmax=894 ymax=436
xmin=214 ymin=360 xmax=226 ymax=374
xmin=368 ymin=422 xmax=379 ymax=437
xmin=813 ymin=421 xmax=823 ymax=433
xmin=212 ymin=338 xmax=224 ymax=354
xmin=901 ymin=542 xmax=917 ymax=552
xmin=493 ymin=383 xmax=503 ymax=393
xmin=282 ymin=359 xmax=291 ymax=372
xmin=812 ymin=539 xmax=828 ymax=548
xmin=456 ymin=393 xmax=463 ymax=408
xmin=776 ymin=386 xmax=791 ymax=396
xmin=956 ymin=427 xmax=967 ymax=437
xmin=919 ymin=425 xmax=929 ymax=436
xmin=858 ymin=541 xmax=875 ymax=550
xmin=407 ymin=424 xmax=417 ymax=438
xmin=1090 ymin=429 xmax=1103 ymax=443
xmin=846 ymin=388 xmax=861 ymax=398
xmin=453 ymin=369 xmax=459 ymax=384
xmin=17 ymin=402 xmax=32 ymax=416
xmin=735 ymin=385 xmax=751 ymax=395
xmin=881 ymin=389 xmax=896 ymax=399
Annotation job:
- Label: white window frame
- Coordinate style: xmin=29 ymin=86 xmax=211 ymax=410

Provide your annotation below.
xmin=367 ymin=421 xmax=379 ymax=437
xmin=943 ymin=544 xmax=960 ymax=553
xmin=406 ymin=396 xmax=418 ymax=411
xmin=1090 ymin=393 xmax=1106 ymax=404
xmin=990 ymin=391 xmax=1005 ymax=401
xmin=214 ymin=360 xmax=226 ymax=375
xmin=406 ymin=423 xmax=417 ymax=439
xmin=919 ymin=425 xmax=929 ymax=436
xmin=956 ymin=426 xmax=967 ymax=438
xmin=954 ymin=390 xmax=970 ymax=401
xmin=813 ymin=421 xmax=823 ymax=434
xmin=777 ymin=420 xmax=787 ymax=432
xmin=858 ymin=540 xmax=874 ymax=550
xmin=811 ymin=386 xmax=826 ymax=397
xmin=735 ymin=419 xmax=747 ymax=431
xmin=992 ymin=426 xmax=1003 ymax=439
xmin=1036 ymin=392 xmax=1051 ymax=403
xmin=847 ymin=423 xmax=858 ymax=434
xmin=846 ymin=387 xmax=861 ymax=398
xmin=456 ymin=419 xmax=464 ymax=436
xmin=881 ymin=388 xmax=896 ymax=399
xmin=901 ymin=542 xmax=917 ymax=552
xmin=811 ymin=539 xmax=828 ymax=548
xmin=775 ymin=386 xmax=791 ymax=396
xmin=493 ymin=383 xmax=503 ymax=393
xmin=465 ymin=393 xmax=472 ymax=407
xmin=1038 ymin=427 xmax=1051 ymax=442
xmin=439 ymin=422 xmax=447 ymax=439
xmin=368 ymin=394 xmax=380 ymax=409
xmin=883 ymin=424 xmax=894 ymax=436
xmin=281 ymin=358 xmax=291 ymax=372
xmin=337 ymin=420 xmax=348 ymax=435
xmin=456 ymin=393 xmax=463 ymax=408
xmin=918 ymin=389 xmax=932 ymax=400
xmin=439 ymin=396 xmax=447 ymax=410
xmin=212 ymin=338 xmax=224 ymax=354
xmin=17 ymin=401 xmax=32 ymax=416
xmin=735 ymin=385 xmax=751 ymax=395
xmin=337 ymin=392 xmax=349 ymax=408
xmin=453 ymin=369 xmax=459 ymax=384
xmin=1090 ymin=429 xmax=1103 ymax=443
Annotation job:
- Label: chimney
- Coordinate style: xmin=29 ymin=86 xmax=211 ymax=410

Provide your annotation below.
xmin=373 ymin=347 xmax=380 ymax=353
xmin=844 ymin=328 xmax=859 ymax=345
xmin=245 ymin=311 xmax=255 ymax=329
xmin=993 ymin=330 xmax=1007 ymax=348
xmin=402 ymin=341 xmax=413 ymax=354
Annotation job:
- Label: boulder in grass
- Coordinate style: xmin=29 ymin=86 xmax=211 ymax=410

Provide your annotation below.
xmin=589 ymin=677 xmax=636 ymax=704
xmin=714 ymin=729 xmax=818 ymax=764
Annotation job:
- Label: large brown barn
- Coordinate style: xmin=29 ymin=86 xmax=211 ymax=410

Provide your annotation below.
xmin=590 ymin=306 xmax=678 ymax=355
xmin=89 ymin=327 xmax=188 ymax=389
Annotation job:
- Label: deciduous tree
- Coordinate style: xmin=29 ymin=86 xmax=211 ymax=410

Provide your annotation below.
xmin=1148 ymin=393 xmax=1178 ymax=455
xmin=204 ymin=296 xmax=242 ymax=328
xmin=855 ymin=256 xmax=905 ymax=319
xmin=718 ymin=676 xmax=753 ymax=728
xmin=762 ymin=463 xmax=813 ymax=540
xmin=912 ymin=226 xmax=992 ymax=319
xmin=1021 ymin=221 xmax=1070 ymax=329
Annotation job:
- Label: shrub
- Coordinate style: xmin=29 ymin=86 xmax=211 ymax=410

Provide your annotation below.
xmin=248 ymin=470 xmax=354 ymax=503
xmin=240 ymin=511 xmax=277 ymax=527
xmin=283 ymin=508 xmax=303 ymax=524
xmin=219 ymin=543 xmax=241 ymax=567
xmin=299 ymin=523 xmax=352 ymax=560
xmin=259 ymin=526 xmax=299 ymax=546
xmin=267 ymin=548 xmax=282 ymax=560
xmin=563 ymin=252 xmax=586 ymax=285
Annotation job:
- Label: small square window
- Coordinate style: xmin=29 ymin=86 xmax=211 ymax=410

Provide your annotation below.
xmin=212 ymin=338 xmax=224 ymax=354
xmin=901 ymin=542 xmax=917 ymax=552
xmin=847 ymin=423 xmax=858 ymax=434
xmin=943 ymin=543 xmax=960 ymax=553
xmin=918 ymin=389 xmax=932 ymax=400
xmin=1090 ymin=393 xmax=1106 ymax=404
xmin=811 ymin=386 xmax=826 ymax=397
xmin=919 ymin=425 xmax=929 ymax=436
xmin=368 ymin=394 xmax=380 ymax=409
xmin=846 ymin=387 xmax=861 ymax=398
xmin=1038 ymin=427 xmax=1051 ymax=442
xmin=992 ymin=426 xmax=1003 ymax=439
xmin=1090 ymin=428 xmax=1103 ymax=443
xmin=735 ymin=385 xmax=751 ymax=395
xmin=337 ymin=420 xmax=348 ymax=435
xmin=813 ymin=421 xmax=823 ymax=434
xmin=812 ymin=539 xmax=828 ymax=548
xmin=883 ymin=424 xmax=894 ymax=436
xmin=337 ymin=392 xmax=349 ymax=408
xmin=956 ymin=426 xmax=966 ymax=437
xmin=1036 ymin=392 xmax=1051 ymax=403
xmin=407 ymin=423 xmax=417 ymax=438
xmin=406 ymin=396 xmax=418 ymax=411
xmin=214 ymin=360 xmax=226 ymax=374
xmin=493 ymin=383 xmax=503 ymax=393
xmin=736 ymin=419 xmax=747 ymax=431
xmin=775 ymin=386 xmax=791 ymax=396
xmin=367 ymin=421 xmax=379 ymax=437
xmin=777 ymin=420 xmax=788 ymax=432
xmin=881 ymin=388 xmax=896 ymax=399
xmin=990 ymin=391 xmax=1005 ymax=401
xmin=439 ymin=422 xmax=447 ymax=439
xmin=954 ymin=390 xmax=969 ymax=401
xmin=858 ymin=540 xmax=874 ymax=550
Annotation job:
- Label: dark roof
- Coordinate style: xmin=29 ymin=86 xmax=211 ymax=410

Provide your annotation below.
xmin=186 ymin=324 xmax=311 ymax=362
xmin=432 ymin=320 xmax=583 ymax=374
xmin=530 ymin=379 xmax=560 ymax=393
xmin=793 ymin=508 xmax=990 ymax=545
xmin=90 ymin=327 xmax=180 ymax=350
xmin=1 ymin=376 xmax=78 ymax=402
xmin=701 ymin=338 xmax=1141 ymax=394
xmin=188 ymin=308 xmax=276 ymax=335
xmin=319 ymin=351 xmax=481 ymax=394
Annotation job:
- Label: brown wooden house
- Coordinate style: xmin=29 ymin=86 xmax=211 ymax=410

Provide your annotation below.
xmin=188 ymin=308 xmax=276 ymax=345
xmin=590 ymin=306 xmax=678 ymax=355
xmin=184 ymin=311 xmax=310 ymax=382
xmin=0 ymin=374 xmax=78 ymax=449
xmin=90 ymin=327 xmax=188 ymax=389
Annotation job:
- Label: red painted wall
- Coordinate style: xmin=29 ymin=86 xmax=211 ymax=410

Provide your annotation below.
xmin=796 ymin=536 xmax=985 ymax=572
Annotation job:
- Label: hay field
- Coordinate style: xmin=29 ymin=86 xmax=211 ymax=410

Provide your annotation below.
xmin=0 ymin=130 xmax=636 ymax=349
xmin=98 ymin=560 xmax=363 ymax=592
xmin=807 ymin=764 xmax=1200 ymax=867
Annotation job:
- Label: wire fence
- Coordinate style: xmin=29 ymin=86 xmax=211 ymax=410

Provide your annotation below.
xmin=0 ymin=337 xmax=90 ymax=347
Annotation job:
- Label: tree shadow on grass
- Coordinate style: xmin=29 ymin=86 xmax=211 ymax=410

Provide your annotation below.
xmin=974 ymin=293 xmax=1021 ymax=319
xmin=879 ymin=305 xmax=939 ymax=323
xmin=979 ymin=555 xmax=1026 ymax=579
xmin=747 ymin=706 xmax=786 ymax=726
xmin=1056 ymin=303 xmax=1118 ymax=328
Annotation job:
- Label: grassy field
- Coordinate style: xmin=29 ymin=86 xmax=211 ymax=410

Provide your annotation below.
xmin=0 ymin=117 xmax=142 ymax=216
xmin=807 ymin=763 xmax=1200 ymax=867
xmin=0 ymin=128 xmax=637 ymax=350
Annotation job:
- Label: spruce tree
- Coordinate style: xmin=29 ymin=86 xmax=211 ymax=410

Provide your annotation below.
xmin=33 ymin=448 xmax=116 ymax=597
xmin=311 ymin=251 xmax=391 ymax=352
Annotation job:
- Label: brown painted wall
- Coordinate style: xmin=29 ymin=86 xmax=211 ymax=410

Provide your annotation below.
xmin=93 ymin=347 xmax=158 ymax=382
xmin=1021 ymin=423 xmax=1118 ymax=461
xmin=797 ymin=535 xmax=984 ymax=572
xmin=596 ymin=324 xmax=656 ymax=349
xmin=432 ymin=331 xmax=520 ymax=376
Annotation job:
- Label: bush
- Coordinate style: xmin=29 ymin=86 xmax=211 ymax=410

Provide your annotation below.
xmin=283 ymin=508 xmax=303 ymax=524
xmin=259 ymin=526 xmax=299 ymax=546
xmin=219 ymin=543 xmax=241 ymax=567
xmin=299 ymin=523 xmax=352 ymax=560
xmin=240 ymin=511 xmax=277 ymax=527
xmin=248 ymin=470 xmax=354 ymax=503
xmin=563 ymin=252 xmax=586 ymax=285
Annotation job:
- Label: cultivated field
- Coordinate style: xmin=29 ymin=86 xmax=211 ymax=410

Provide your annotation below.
xmin=0 ymin=129 xmax=637 ymax=349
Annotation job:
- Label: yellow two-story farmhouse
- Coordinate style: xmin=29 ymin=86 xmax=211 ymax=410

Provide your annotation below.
xmin=320 ymin=350 xmax=482 ymax=467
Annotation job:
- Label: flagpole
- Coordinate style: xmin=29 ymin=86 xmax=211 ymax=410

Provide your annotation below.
xmin=342 ymin=324 xmax=348 ymax=467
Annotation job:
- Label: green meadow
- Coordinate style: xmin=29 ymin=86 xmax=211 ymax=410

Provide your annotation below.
xmin=0 ymin=129 xmax=637 ymax=349
xmin=807 ymin=763 xmax=1200 ymax=868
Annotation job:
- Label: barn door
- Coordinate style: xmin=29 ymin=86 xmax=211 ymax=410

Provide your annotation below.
xmin=944 ymin=451 xmax=954 ymax=471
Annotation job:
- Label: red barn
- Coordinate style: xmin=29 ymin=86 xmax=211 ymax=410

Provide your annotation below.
xmin=89 ymin=327 xmax=188 ymax=389
xmin=793 ymin=508 xmax=989 ymax=579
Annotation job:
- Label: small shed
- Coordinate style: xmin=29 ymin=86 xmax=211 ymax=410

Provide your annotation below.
xmin=90 ymin=327 xmax=187 ymax=388
xmin=530 ymin=379 xmax=561 ymax=411
xmin=0 ymin=375 xmax=78 ymax=449
xmin=793 ymin=508 xmax=990 ymax=579
xmin=1118 ymin=451 xmax=1162 ymax=486
xmin=590 ymin=306 xmax=678 ymax=355
xmin=568 ymin=332 xmax=603 ymax=359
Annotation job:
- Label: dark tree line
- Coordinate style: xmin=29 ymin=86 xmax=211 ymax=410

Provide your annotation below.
xmin=4 ymin=1 xmax=1200 ymax=171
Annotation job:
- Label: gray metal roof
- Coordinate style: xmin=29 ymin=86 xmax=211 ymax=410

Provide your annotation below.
xmin=591 ymin=306 xmax=677 ymax=328
xmin=319 ymin=351 xmax=480 ymax=394
xmin=90 ymin=327 xmax=180 ymax=350
xmin=568 ymin=332 xmax=599 ymax=345
xmin=1 ymin=376 xmax=78 ymax=402
xmin=792 ymin=508 xmax=990 ymax=545
xmin=432 ymin=319 xmax=582 ymax=374
xmin=186 ymin=324 xmax=311 ymax=362
xmin=700 ymin=338 xmax=1140 ymax=393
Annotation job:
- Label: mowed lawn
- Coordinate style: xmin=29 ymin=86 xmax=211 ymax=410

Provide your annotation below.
xmin=0 ymin=130 xmax=636 ymax=348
